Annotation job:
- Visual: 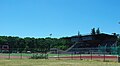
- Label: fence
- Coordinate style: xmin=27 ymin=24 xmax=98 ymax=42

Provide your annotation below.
xmin=0 ymin=47 xmax=120 ymax=62
xmin=0 ymin=48 xmax=49 ymax=59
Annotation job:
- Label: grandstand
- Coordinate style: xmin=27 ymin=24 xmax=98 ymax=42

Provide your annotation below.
xmin=65 ymin=33 xmax=117 ymax=54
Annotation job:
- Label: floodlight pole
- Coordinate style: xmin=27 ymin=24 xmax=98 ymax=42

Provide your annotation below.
xmin=117 ymin=23 xmax=120 ymax=62
xmin=49 ymin=34 xmax=52 ymax=51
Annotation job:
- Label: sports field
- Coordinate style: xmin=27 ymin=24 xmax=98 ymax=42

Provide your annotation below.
xmin=0 ymin=59 xmax=120 ymax=66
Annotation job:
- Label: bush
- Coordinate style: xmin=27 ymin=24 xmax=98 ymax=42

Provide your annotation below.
xmin=30 ymin=53 xmax=48 ymax=59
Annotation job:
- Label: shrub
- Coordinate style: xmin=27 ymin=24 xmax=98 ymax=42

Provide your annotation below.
xmin=30 ymin=53 xmax=48 ymax=59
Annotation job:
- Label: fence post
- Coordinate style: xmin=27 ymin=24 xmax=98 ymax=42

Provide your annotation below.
xmin=20 ymin=52 xmax=22 ymax=59
xmin=90 ymin=50 xmax=92 ymax=60
xmin=71 ymin=52 xmax=74 ymax=60
xmin=9 ymin=52 xmax=10 ymax=59
xmin=57 ymin=50 xmax=60 ymax=60
xmin=118 ymin=55 xmax=120 ymax=62
xmin=118 ymin=47 xmax=120 ymax=62
xmin=45 ymin=53 xmax=48 ymax=59
xmin=8 ymin=49 xmax=10 ymax=59
xmin=80 ymin=52 xmax=81 ymax=60
xmin=103 ymin=50 xmax=106 ymax=61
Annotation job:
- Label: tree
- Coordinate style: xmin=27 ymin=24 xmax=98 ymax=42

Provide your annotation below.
xmin=96 ymin=28 xmax=100 ymax=34
xmin=18 ymin=38 xmax=25 ymax=52
xmin=91 ymin=28 xmax=96 ymax=35
xmin=0 ymin=35 xmax=72 ymax=52
xmin=24 ymin=37 xmax=36 ymax=52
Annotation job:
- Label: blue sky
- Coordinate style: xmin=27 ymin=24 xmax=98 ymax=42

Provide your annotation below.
xmin=0 ymin=0 xmax=120 ymax=38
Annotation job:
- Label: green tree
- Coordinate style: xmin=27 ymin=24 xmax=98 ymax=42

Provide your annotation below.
xmin=96 ymin=28 xmax=100 ymax=34
xmin=91 ymin=28 xmax=96 ymax=35
xmin=24 ymin=37 xmax=36 ymax=52
xmin=18 ymin=38 xmax=25 ymax=52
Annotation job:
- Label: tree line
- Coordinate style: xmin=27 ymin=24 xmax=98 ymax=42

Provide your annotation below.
xmin=0 ymin=36 xmax=72 ymax=52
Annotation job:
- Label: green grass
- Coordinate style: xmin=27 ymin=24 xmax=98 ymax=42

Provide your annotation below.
xmin=0 ymin=53 xmax=74 ymax=57
xmin=0 ymin=59 xmax=119 ymax=66
xmin=0 ymin=53 xmax=33 ymax=57
xmin=0 ymin=53 xmax=118 ymax=58
xmin=0 ymin=53 xmax=84 ymax=57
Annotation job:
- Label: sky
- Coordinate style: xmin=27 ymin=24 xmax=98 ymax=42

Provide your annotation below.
xmin=0 ymin=0 xmax=120 ymax=38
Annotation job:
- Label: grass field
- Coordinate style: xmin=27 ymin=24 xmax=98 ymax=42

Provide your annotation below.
xmin=0 ymin=53 xmax=117 ymax=57
xmin=0 ymin=53 xmax=75 ymax=56
xmin=0 ymin=59 xmax=120 ymax=66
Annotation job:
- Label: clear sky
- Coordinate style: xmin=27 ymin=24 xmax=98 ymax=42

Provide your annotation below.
xmin=0 ymin=0 xmax=120 ymax=38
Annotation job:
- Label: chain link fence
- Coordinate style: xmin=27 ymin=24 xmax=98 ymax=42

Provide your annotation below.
xmin=0 ymin=47 xmax=120 ymax=62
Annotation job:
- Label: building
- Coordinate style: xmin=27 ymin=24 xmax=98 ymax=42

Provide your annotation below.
xmin=65 ymin=33 xmax=117 ymax=53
